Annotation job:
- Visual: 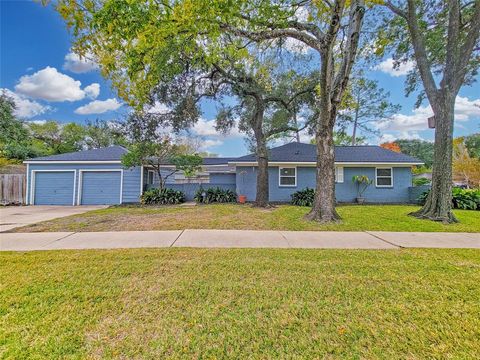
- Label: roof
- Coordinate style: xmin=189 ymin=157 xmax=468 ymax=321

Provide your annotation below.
xmin=231 ymin=142 xmax=423 ymax=164
xmin=25 ymin=146 xmax=128 ymax=162
xmin=24 ymin=142 xmax=423 ymax=165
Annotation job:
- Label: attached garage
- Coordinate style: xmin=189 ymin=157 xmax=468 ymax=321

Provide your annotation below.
xmin=32 ymin=170 xmax=76 ymax=205
xmin=24 ymin=146 xmax=143 ymax=206
xmin=79 ymin=170 xmax=122 ymax=205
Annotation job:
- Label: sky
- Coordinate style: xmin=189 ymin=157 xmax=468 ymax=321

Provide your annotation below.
xmin=1 ymin=1 xmax=479 ymax=157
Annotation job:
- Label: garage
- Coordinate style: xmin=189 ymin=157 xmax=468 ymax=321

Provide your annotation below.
xmin=79 ymin=170 xmax=122 ymax=205
xmin=33 ymin=171 xmax=75 ymax=205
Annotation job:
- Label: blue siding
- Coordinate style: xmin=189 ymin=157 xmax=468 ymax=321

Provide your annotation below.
xmin=81 ymin=171 xmax=122 ymax=205
xmin=27 ymin=163 xmax=142 ymax=205
xmin=34 ymin=171 xmax=75 ymax=205
xmin=210 ymin=173 xmax=236 ymax=184
xmin=236 ymin=166 xmax=413 ymax=203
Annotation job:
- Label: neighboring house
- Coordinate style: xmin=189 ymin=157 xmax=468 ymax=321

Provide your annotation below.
xmin=24 ymin=142 xmax=422 ymax=205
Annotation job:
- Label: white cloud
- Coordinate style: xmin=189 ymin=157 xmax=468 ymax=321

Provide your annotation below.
xmin=15 ymin=67 xmax=86 ymax=102
xmin=376 ymin=96 xmax=480 ymax=132
xmin=378 ymin=131 xmax=424 ymax=144
xmin=376 ymin=58 xmax=415 ymax=77
xmin=1 ymin=88 xmax=52 ymax=118
xmin=201 ymin=139 xmax=223 ymax=149
xmin=191 ymin=118 xmax=242 ymax=138
xmin=74 ymin=98 xmax=122 ymax=115
xmin=282 ymin=37 xmax=310 ymax=54
xmin=63 ymin=51 xmax=99 ymax=73
xmin=147 ymin=101 xmax=170 ymax=114
xmin=84 ymin=83 xmax=100 ymax=99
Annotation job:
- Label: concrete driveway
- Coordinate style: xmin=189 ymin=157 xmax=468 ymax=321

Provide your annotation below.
xmin=0 ymin=205 xmax=107 ymax=232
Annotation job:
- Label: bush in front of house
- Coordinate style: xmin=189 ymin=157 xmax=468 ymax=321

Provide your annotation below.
xmin=141 ymin=188 xmax=185 ymax=205
xmin=413 ymin=177 xmax=431 ymax=186
xmin=417 ymin=187 xmax=480 ymax=210
xmin=291 ymin=188 xmax=315 ymax=207
xmin=194 ymin=187 xmax=237 ymax=204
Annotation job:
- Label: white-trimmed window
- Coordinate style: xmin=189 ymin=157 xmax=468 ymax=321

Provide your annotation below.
xmin=335 ymin=166 xmax=344 ymax=183
xmin=376 ymin=168 xmax=393 ymax=187
xmin=147 ymin=170 xmax=155 ymax=185
xmin=279 ymin=167 xmax=296 ymax=187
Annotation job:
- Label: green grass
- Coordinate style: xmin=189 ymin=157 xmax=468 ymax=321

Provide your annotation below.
xmin=1 ymin=249 xmax=479 ymax=358
xmin=13 ymin=204 xmax=480 ymax=233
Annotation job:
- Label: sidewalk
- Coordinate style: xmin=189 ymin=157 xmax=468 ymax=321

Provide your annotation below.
xmin=1 ymin=230 xmax=479 ymax=251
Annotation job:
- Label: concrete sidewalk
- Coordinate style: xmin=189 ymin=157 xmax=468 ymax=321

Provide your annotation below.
xmin=1 ymin=230 xmax=479 ymax=251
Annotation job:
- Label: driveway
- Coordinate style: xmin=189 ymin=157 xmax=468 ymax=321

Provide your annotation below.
xmin=0 ymin=205 xmax=107 ymax=232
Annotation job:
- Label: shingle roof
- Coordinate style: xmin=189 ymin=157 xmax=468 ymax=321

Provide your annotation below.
xmin=232 ymin=142 xmax=423 ymax=164
xmin=202 ymin=157 xmax=237 ymax=165
xmin=26 ymin=146 xmax=128 ymax=162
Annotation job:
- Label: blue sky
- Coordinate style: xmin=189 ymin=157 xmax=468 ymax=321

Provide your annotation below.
xmin=1 ymin=1 xmax=479 ymax=156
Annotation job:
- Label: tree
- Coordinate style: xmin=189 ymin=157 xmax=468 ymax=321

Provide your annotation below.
xmin=28 ymin=121 xmax=85 ymax=154
xmin=395 ymin=139 xmax=434 ymax=167
xmin=380 ymin=142 xmax=401 ymax=152
xmin=0 ymin=91 xmax=43 ymax=160
xmin=121 ymin=138 xmax=202 ymax=190
xmin=338 ymin=75 xmax=400 ymax=145
xmin=383 ymin=0 xmax=480 ymax=223
xmin=217 ymin=0 xmax=367 ymax=221
xmin=84 ymin=119 xmax=127 ymax=149
xmin=464 ymin=133 xmax=480 ymax=159
xmin=453 ymin=137 xmax=480 ymax=188
xmin=53 ymin=0 xmax=366 ymax=220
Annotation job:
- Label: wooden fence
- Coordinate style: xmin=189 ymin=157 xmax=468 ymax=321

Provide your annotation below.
xmin=0 ymin=174 xmax=26 ymax=205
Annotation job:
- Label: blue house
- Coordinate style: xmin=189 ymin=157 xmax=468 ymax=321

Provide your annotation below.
xmin=24 ymin=142 xmax=422 ymax=205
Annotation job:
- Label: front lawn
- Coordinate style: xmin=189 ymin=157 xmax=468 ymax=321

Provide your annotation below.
xmin=12 ymin=204 xmax=480 ymax=233
xmin=1 ymin=249 xmax=479 ymax=358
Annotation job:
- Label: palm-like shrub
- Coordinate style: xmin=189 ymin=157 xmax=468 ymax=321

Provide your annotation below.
xmin=194 ymin=187 xmax=237 ymax=204
xmin=141 ymin=188 xmax=185 ymax=205
xmin=291 ymin=188 xmax=315 ymax=206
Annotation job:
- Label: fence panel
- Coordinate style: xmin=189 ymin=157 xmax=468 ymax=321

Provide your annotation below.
xmin=0 ymin=174 xmax=26 ymax=205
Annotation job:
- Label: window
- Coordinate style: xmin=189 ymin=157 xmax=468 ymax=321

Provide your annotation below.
xmin=147 ymin=170 xmax=155 ymax=185
xmin=279 ymin=167 xmax=296 ymax=187
xmin=376 ymin=168 xmax=393 ymax=187
xmin=335 ymin=167 xmax=344 ymax=183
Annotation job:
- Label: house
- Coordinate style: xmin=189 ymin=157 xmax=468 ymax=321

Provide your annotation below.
xmin=24 ymin=142 xmax=422 ymax=205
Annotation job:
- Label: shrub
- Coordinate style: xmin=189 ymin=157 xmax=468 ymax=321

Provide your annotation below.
xmin=194 ymin=187 xmax=237 ymax=204
xmin=291 ymin=188 xmax=315 ymax=207
xmin=413 ymin=177 xmax=431 ymax=186
xmin=141 ymin=188 xmax=185 ymax=205
xmin=417 ymin=187 xmax=480 ymax=210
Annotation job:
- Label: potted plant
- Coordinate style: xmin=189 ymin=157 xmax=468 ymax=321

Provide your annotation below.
xmin=238 ymin=170 xmax=248 ymax=204
xmin=352 ymin=175 xmax=373 ymax=204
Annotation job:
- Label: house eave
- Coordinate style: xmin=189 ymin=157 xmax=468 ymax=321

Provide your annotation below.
xmin=228 ymin=161 xmax=424 ymax=167
xmin=23 ymin=160 xmax=122 ymax=164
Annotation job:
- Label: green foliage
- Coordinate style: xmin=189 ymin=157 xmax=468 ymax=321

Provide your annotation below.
xmin=418 ymin=188 xmax=480 ymax=211
xmin=412 ymin=177 xmax=431 ymax=186
xmin=291 ymin=188 xmax=315 ymax=207
xmin=352 ymin=175 xmax=373 ymax=198
xmin=194 ymin=187 xmax=237 ymax=204
xmin=170 ymin=154 xmax=203 ymax=178
xmin=464 ymin=133 xmax=480 ymax=158
xmin=140 ymin=188 xmax=185 ymax=205
xmin=396 ymin=139 xmax=434 ymax=167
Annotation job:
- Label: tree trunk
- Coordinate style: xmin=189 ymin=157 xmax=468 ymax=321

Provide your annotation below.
xmin=410 ymin=92 xmax=457 ymax=223
xmin=253 ymin=101 xmax=269 ymax=207
xmin=351 ymin=93 xmax=360 ymax=145
xmin=306 ymin=114 xmax=341 ymax=222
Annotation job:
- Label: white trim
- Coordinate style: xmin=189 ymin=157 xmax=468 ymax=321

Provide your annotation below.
xmin=335 ymin=166 xmax=344 ymax=183
xmin=24 ymin=160 xmax=121 ymax=164
xmin=147 ymin=169 xmax=156 ymax=185
xmin=30 ymin=169 xmax=76 ymax=205
xmin=140 ymin=165 xmax=144 ymax=195
xmin=375 ymin=167 xmax=394 ymax=188
xmin=25 ymin=163 xmax=30 ymax=205
xmin=229 ymin=161 xmax=423 ymax=167
xmin=279 ymin=166 xmax=297 ymax=187
xmin=78 ymin=169 xmax=123 ymax=205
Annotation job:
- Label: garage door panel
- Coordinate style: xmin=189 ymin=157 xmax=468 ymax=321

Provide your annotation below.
xmin=81 ymin=171 xmax=121 ymax=205
xmin=34 ymin=172 xmax=75 ymax=205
